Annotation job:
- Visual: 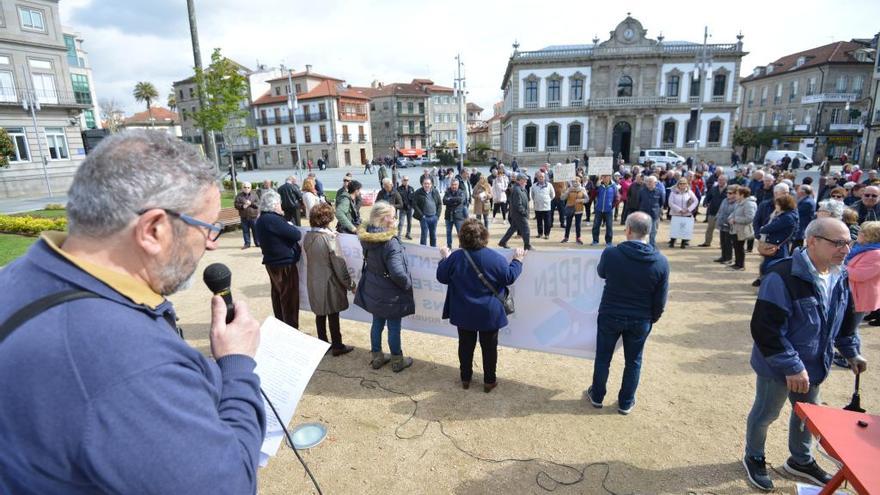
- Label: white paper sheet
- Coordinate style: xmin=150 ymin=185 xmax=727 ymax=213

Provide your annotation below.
xmin=796 ymin=482 xmax=847 ymax=495
xmin=253 ymin=316 xmax=330 ymax=467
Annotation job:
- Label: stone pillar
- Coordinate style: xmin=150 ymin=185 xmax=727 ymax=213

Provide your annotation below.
xmin=633 ymin=115 xmax=643 ymax=160
xmin=605 ymin=116 xmax=614 ymax=155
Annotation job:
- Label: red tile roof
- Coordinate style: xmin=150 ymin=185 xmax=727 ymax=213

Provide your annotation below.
xmin=253 ymin=80 xmax=369 ymax=106
xmin=741 ymin=40 xmax=873 ymax=82
xmin=265 ymin=70 xmax=344 ymax=83
xmin=123 ymin=107 xmax=178 ymax=125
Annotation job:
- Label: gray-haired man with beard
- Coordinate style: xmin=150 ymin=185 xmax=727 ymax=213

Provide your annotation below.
xmin=0 ymin=131 xmax=265 ymax=494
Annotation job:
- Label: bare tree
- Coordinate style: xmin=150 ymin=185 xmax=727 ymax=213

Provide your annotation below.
xmin=99 ymin=98 xmax=125 ymax=133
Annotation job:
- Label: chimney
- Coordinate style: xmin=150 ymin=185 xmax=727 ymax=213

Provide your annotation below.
xmin=305 ymin=64 xmax=312 ymax=74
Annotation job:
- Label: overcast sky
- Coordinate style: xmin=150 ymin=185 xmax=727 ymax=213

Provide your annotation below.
xmin=61 ymin=0 xmax=880 ymax=118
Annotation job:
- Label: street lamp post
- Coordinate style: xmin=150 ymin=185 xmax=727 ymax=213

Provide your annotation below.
xmin=454 ymin=54 xmax=466 ymax=173
xmin=20 ymin=65 xmax=52 ymax=196
xmin=692 ymin=26 xmax=712 ymax=165
xmin=282 ymin=64 xmax=304 ymax=183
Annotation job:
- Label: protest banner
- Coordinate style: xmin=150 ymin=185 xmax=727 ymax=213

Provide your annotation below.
xmin=590 ymin=157 xmax=614 ymax=176
xmin=669 ymin=216 xmax=695 ymax=240
xmin=298 ymin=230 xmax=605 ymax=359
xmin=553 ymin=163 xmax=576 ymax=182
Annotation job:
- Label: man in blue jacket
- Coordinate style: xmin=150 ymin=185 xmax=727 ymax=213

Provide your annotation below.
xmin=742 ymin=218 xmax=867 ymax=491
xmin=792 ymin=184 xmax=816 ymax=250
xmin=637 ymin=176 xmax=665 ymax=246
xmin=586 ymin=212 xmax=669 ymax=415
xmin=592 ymin=175 xmax=618 ymax=246
xmin=0 ymin=131 xmax=265 ymax=494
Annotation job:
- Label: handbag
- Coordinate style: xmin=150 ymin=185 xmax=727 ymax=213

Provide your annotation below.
xmin=461 ymin=250 xmax=515 ymax=315
xmin=757 ymin=231 xmax=792 ymax=257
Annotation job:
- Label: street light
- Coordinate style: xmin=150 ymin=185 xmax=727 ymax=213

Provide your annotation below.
xmin=281 ymin=63 xmax=304 ymax=183
xmin=692 ymin=26 xmax=712 ymax=165
xmin=19 ymin=65 xmax=53 ymax=196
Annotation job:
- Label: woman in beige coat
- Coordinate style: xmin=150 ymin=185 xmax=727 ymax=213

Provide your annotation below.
xmin=472 ymin=175 xmax=492 ymax=228
xmin=303 ymin=202 xmax=355 ymax=356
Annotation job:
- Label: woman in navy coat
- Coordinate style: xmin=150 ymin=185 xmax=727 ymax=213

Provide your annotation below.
xmin=437 ymin=219 xmax=524 ymax=392
xmin=757 ymin=194 xmax=799 ymax=282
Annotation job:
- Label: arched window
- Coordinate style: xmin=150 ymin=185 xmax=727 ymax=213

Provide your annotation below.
xmin=666 ymin=75 xmax=680 ymax=97
xmin=617 ymin=75 xmax=633 ymax=97
xmin=568 ymin=123 xmax=582 ymax=149
xmin=524 ymin=76 xmax=539 ymax=107
xmin=662 ymin=121 xmax=676 ymax=145
xmin=547 ymin=77 xmax=561 ymax=106
xmin=524 ymin=124 xmax=538 ymax=150
xmin=708 ymin=120 xmax=722 ymax=144
xmin=546 ymin=124 xmax=560 ymax=150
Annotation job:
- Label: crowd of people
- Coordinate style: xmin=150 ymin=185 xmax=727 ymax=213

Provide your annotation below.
xmin=3 ymin=129 xmax=875 ymax=492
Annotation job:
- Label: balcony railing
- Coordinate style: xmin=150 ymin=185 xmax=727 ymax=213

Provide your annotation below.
xmin=711 ymin=95 xmax=724 ymax=103
xmin=258 ymin=112 xmax=328 ymax=126
xmin=570 ymin=99 xmax=584 ymax=107
xmin=513 ymin=42 xmax=740 ymax=62
xmin=524 ymin=146 xmax=537 ymax=153
xmin=706 ymin=142 xmax=721 ymax=148
xmin=547 ymin=101 xmax=560 ymax=108
xmin=0 ymin=87 xmax=91 ymax=107
xmin=341 ymin=134 xmax=351 ymax=143
xmin=828 ymin=123 xmax=863 ymax=132
xmin=660 ymin=142 xmax=676 ymax=149
xmin=688 ymin=96 xmax=700 ymax=105
xmin=566 ymin=145 xmax=581 ymax=151
xmin=801 ymin=93 xmax=859 ymax=104
xmin=358 ymin=134 xmax=367 ymax=143
xmin=524 ymin=101 xmax=538 ymax=109
xmin=589 ymin=96 xmax=669 ymax=108
xmin=546 ymin=145 xmax=559 ymax=152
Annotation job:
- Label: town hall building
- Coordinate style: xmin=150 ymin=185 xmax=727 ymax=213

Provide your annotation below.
xmin=499 ymin=16 xmax=746 ymax=167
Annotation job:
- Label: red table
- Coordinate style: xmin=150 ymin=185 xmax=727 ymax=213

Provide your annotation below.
xmin=794 ymin=402 xmax=880 ymax=494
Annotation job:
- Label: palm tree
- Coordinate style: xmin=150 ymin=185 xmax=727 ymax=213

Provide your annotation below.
xmin=167 ymin=91 xmax=177 ymax=113
xmin=133 ymin=81 xmax=159 ymax=127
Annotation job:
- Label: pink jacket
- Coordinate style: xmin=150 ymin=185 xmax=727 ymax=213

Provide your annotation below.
xmin=848 ymin=250 xmax=880 ymax=312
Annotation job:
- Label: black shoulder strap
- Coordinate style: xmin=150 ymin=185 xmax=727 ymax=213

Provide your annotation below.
xmin=461 ymin=250 xmax=501 ymax=298
xmin=0 ymin=290 xmax=99 ymax=345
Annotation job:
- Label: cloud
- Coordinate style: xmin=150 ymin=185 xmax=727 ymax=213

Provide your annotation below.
xmin=60 ymin=0 xmax=880 ymax=117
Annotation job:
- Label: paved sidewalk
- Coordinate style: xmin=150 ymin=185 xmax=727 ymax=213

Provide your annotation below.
xmin=0 ymin=194 xmax=68 ymax=215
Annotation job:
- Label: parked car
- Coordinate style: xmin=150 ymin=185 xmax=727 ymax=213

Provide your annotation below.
xmin=763 ymin=150 xmax=814 ymax=168
xmin=638 ymin=149 xmax=685 ymax=165
xmin=396 ymin=157 xmax=413 ymax=168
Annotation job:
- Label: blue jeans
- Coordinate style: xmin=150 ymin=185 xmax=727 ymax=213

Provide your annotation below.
xmin=420 ymin=214 xmax=438 ymax=247
xmin=592 ymin=211 xmax=614 ymax=243
xmin=398 ymin=207 xmax=413 ymax=236
xmin=590 ymin=314 xmax=652 ymax=409
xmin=745 ymin=375 xmax=820 ymax=464
xmin=241 ymin=218 xmax=258 ymax=247
xmin=649 ymin=218 xmax=659 ymax=246
xmin=564 ymin=212 xmax=582 ymax=240
xmin=445 ymin=218 xmax=463 ymax=248
xmin=370 ymin=316 xmax=402 ymax=355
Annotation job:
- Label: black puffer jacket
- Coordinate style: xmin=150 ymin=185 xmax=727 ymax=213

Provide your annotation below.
xmin=353 ymin=225 xmax=415 ymax=319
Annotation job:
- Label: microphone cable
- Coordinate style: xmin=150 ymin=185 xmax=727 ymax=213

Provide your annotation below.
xmin=260 ymin=388 xmax=323 ymax=495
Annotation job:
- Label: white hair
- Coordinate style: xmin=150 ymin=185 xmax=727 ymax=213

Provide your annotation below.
xmin=773 ymin=183 xmax=790 ymax=194
xmin=259 ymin=190 xmax=281 ymax=212
xmin=817 ymin=199 xmax=845 ymax=219
xmin=382 ymin=177 xmax=393 ymax=187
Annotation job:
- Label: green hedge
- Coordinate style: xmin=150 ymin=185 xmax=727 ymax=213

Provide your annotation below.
xmin=0 ymin=215 xmax=67 ymax=236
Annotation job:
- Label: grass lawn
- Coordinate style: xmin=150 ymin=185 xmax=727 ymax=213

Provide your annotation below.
xmin=0 ymin=233 xmax=36 ymax=266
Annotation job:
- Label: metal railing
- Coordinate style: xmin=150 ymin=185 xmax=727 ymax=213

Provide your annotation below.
xmin=513 ymin=42 xmax=740 ymax=62
xmin=358 ymin=134 xmax=367 ymax=143
xmin=341 ymin=134 xmax=351 ymax=143
xmin=258 ymin=112 xmax=328 ymax=126
xmin=0 ymin=87 xmax=90 ymax=107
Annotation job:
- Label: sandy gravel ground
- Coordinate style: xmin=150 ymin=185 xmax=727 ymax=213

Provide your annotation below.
xmin=171 ymin=207 xmax=878 ymax=495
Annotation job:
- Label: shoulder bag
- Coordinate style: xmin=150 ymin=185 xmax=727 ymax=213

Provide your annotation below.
xmin=461 ymin=250 xmax=515 ymax=315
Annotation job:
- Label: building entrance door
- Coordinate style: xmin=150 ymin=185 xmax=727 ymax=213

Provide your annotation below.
xmin=344 ymin=149 xmax=352 ymax=166
xmin=612 ymin=121 xmax=632 ymax=163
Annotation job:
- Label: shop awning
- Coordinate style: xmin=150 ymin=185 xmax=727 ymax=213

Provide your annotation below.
xmin=399 ymin=148 xmax=426 ymax=157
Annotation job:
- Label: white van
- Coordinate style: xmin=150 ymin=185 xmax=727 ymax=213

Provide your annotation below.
xmin=763 ymin=150 xmax=813 ymax=168
xmin=638 ymin=149 xmax=685 ymax=165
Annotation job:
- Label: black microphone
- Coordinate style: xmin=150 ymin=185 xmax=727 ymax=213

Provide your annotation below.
xmin=203 ymin=263 xmax=234 ymax=323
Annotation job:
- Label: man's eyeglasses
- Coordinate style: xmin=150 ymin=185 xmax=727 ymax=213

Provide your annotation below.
xmin=863 ymin=194 xmax=878 ymax=198
xmin=138 ymin=208 xmax=223 ymax=242
xmin=816 ymin=236 xmax=851 ymax=249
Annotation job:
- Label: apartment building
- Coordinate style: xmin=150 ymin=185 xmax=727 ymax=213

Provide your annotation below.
xmin=739 ymin=39 xmax=876 ymax=163
xmin=252 ymin=66 xmax=372 ymax=168
xmin=0 ymin=0 xmax=91 ymax=198
xmin=63 ymin=28 xmax=99 ymax=130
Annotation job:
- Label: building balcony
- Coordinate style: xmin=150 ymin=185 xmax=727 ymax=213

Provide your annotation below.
xmin=711 ymin=95 xmax=725 ymax=103
xmin=660 ymin=142 xmax=676 ymax=149
xmin=546 ymin=145 xmax=559 ymax=152
xmin=524 ymin=101 xmax=538 ymax=109
xmin=566 ymin=145 xmax=581 ymax=151
xmin=0 ymin=87 xmax=91 ymax=108
xmin=801 ymin=93 xmax=859 ymax=104
xmin=589 ymin=96 xmax=671 ymax=108
xmin=339 ymin=112 xmax=368 ymax=121
xmin=341 ymin=134 xmax=351 ymax=143
xmin=358 ymin=134 xmax=367 ymax=143
xmin=570 ymin=99 xmax=584 ymax=107
xmin=524 ymin=146 xmax=537 ymax=153
xmin=547 ymin=101 xmax=560 ymax=108
xmin=257 ymin=112 xmax=328 ymax=126
xmin=827 ymin=123 xmax=863 ymax=132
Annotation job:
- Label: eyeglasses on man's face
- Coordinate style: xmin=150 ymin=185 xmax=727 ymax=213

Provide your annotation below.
xmin=138 ymin=208 xmax=223 ymax=242
xmin=815 ymin=236 xmax=851 ymax=249
xmin=863 ymin=193 xmax=878 ymax=198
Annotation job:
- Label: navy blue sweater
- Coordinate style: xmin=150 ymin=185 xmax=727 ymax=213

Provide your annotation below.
xmin=255 ymin=211 xmax=302 ymax=266
xmin=0 ymin=239 xmax=265 ymax=494
xmin=597 ymin=241 xmax=669 ymax=322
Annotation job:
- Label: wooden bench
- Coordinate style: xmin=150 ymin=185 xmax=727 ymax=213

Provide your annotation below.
xmin=217 ymin=207 xmax=241 ymax=231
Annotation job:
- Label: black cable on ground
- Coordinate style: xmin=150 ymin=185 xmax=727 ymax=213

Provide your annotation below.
xmin=315 ymin=368 xmax=621 ymax=493
xmin=260 ymin=388 xmax=323 ymax=495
